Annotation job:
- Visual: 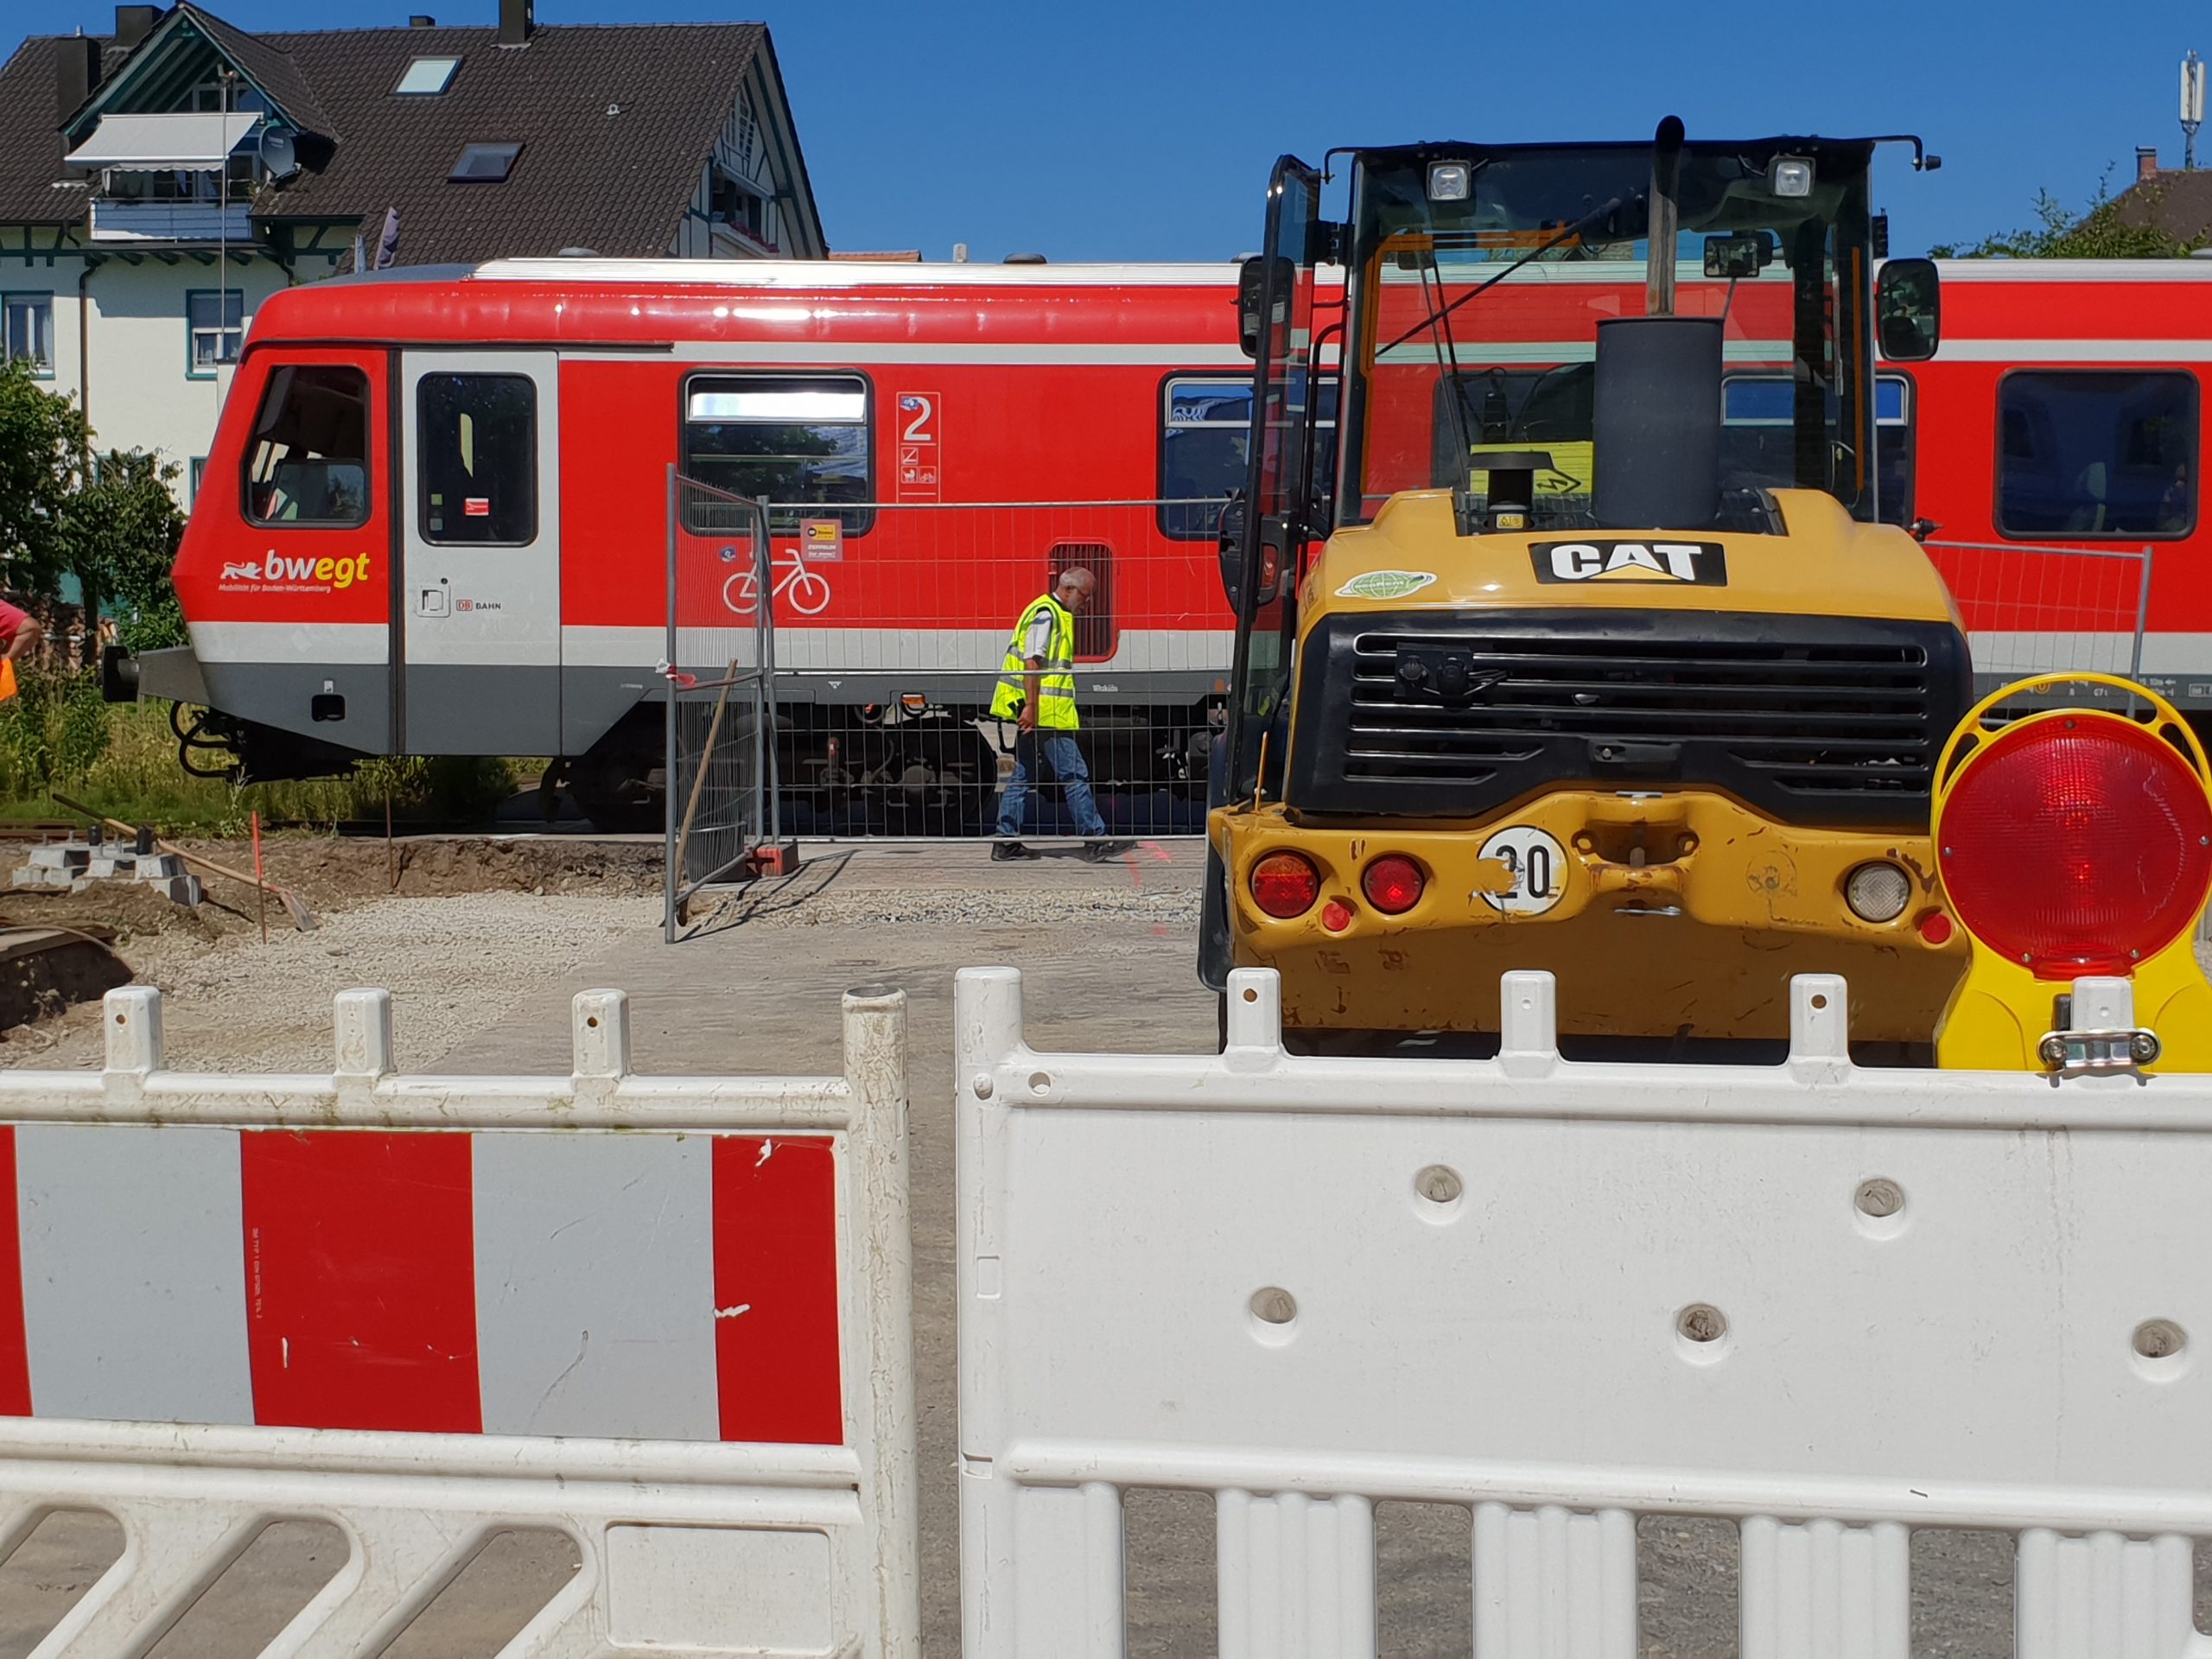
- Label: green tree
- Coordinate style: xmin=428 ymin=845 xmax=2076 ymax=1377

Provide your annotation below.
xmin=56 ymin=450 xmax=188 ymax=658
xmin=0 ymin=361 xmax=188 ymax=661
xmin=0 ymin=359 xmax=86 ymax=596
xmin=1932 ymin=171 xmax=2206 ymax=259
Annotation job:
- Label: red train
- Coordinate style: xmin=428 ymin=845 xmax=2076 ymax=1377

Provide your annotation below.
xmin=130 ymin=258 xmax=1258 ymax=830
xmin=121 ymin=254 xmax=2212 ymax=827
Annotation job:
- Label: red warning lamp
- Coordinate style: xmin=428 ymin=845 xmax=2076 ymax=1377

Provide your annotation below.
xmin=1938 ymin=714 xmax=2212 ymax=978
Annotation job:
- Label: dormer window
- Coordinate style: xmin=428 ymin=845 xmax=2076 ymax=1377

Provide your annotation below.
xmin=449 ymin=141 xmax=520 ymax=183
xmin=396 ymin=56 xmax=461 ymax=95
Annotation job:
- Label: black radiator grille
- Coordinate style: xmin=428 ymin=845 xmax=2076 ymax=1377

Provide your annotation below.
xmin=1289 ymin=611 xmax=1972 ymax=829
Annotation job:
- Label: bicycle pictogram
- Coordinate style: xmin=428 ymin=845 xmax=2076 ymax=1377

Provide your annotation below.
xmin=721 ymin=544 xmax=832 ymax=617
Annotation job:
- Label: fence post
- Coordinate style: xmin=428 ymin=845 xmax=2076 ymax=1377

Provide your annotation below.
xmin=2132 ymin=543 xmax=2154 ymax=682
xmin=664 ymin=462 xmax=679 ymax=944
xmin=841 ymin=982 xmax=921 ymax=1657
xmin=760 ymin=499 xmax=784 ymax=848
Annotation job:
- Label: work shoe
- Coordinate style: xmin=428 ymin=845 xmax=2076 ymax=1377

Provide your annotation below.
xmin=1082 ymin=838 xmax=1135 ymax=862
xmin=990 ymin=840 xmax=1036 ymax=861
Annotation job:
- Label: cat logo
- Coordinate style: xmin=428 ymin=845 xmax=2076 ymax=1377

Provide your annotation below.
xmin=1531 ymin=539 xmax=1728 ymax=587
xmin=220 ymin=560 xmax=262 ymax=582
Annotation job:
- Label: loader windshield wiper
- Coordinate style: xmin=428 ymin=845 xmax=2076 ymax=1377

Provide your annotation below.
xmin=1376 ymin=194 xmax=1628 ymax=360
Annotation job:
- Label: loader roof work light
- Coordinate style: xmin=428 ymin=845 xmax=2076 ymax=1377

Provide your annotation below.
xmin=1931 ymin=675 xmax=2212 ymax=1074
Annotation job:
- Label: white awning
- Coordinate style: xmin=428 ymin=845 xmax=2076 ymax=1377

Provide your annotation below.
xmin=65 ymin=113 xmax=259 ymax=169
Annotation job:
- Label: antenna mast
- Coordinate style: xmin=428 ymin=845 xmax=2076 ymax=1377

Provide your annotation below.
xmin=2184 ymin=50 xmax=2205 ymax=171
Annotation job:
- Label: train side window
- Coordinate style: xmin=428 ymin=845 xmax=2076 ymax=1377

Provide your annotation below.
xmin=1875 ymin=373 xmax=1914 ymax=527
xmin=1160 ymin=375 xmax=1337 ymax=540
xmin=1160 ymin=377 xmax=1252 ymax=539
xmin=682 ymin=373 xmax=871 ymax=534
xmin=1996 ymin=370 xmax=2196 ymax=539
xmin=418 ymin=372 xmax=537 ymax=544
xmin=244 ymin=365 xmax=372 ymax=528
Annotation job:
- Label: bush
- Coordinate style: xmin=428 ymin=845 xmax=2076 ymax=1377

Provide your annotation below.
xmin=0 ymin=666 xmax=111 ymax=798
xmin=0 ymin=683 xmax=522 ymax=835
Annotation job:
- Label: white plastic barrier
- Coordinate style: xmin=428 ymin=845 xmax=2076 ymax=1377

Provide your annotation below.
xmin=957 ymin=964 xmax=2212 ymax=1658
xmin=0 ymin=983 xmax=918 ymax=1658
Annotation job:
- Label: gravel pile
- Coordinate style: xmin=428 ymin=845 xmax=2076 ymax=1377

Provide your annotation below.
xmin=16 ymin=891 xmax=658 ymax=1075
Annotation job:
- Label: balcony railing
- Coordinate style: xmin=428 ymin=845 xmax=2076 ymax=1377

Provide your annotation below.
xmin=88 ymin=200 xmax=252 ymax=245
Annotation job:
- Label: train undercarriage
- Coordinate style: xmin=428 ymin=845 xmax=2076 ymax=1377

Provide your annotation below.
xmin=158 ymin=690 xmax=1217 ymax=839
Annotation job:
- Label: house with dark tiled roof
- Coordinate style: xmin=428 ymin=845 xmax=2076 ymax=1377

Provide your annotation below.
xmin=2114 ymin=146 xmax=2212 ymax=245
xmin=0 ymin=0 xmax=824 ymax=496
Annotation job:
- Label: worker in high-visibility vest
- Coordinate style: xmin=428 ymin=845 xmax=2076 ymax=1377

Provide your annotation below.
xmin=989 ymin=567 xmax=1128 ymax=862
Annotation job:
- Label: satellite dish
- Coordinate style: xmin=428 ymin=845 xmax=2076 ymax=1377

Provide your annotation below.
xmin=259 ymin=129 xmax=298 ymax=181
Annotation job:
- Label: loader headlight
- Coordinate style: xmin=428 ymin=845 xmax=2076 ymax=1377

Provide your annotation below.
xmin=1845 ymin=861 xmax=1912 ymax=924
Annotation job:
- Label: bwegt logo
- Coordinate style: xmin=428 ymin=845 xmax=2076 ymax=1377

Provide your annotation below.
xmin=220 ymin=552 xmax=375 ymax=589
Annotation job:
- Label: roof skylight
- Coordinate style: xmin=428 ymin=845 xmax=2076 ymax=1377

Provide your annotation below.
xmin=448 ymin=141 xmax=521 ymax=182
xmin=395 ymin=56 xmax=461 ymax=95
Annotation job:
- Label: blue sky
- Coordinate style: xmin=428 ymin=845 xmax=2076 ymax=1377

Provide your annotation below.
xmin=36 ymin=0 xmax=2210 ymax=262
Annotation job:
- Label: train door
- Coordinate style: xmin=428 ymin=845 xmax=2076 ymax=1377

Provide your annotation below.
xmin=397 ymin=351 xmax=562 ymax=753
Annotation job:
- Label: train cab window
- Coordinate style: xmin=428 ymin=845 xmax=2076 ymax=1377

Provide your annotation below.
xmin=682 ymin=373 xmax=871 ymax=534
xmin=1159 ymin=375 xmax=1337 ymax=539
xmin=1997 ymin=370 xmax=2197 ymax=538
xmin=1716 ymin=373 xmax=1916 ymax=524
xmin=244 ymin=365 xmax=371 ymax=528
xmin=417 ymin=372 xmax=537 ymax=544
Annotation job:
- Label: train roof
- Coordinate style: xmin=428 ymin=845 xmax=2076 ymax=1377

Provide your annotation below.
xmin=326 ymin=258 xmax=1249 ymax=291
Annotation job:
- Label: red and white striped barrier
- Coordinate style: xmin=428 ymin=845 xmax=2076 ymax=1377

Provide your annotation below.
xmin=0 ymin=982 xmax=918 ymax=1657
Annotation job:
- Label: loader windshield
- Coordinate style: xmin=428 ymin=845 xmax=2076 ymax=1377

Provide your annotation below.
xmin=1342 ymin=139 xmax=1878 ymax=530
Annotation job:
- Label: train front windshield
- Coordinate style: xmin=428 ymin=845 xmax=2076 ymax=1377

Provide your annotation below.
xmin=1340 ymin=140 xmax=1879 ymax=531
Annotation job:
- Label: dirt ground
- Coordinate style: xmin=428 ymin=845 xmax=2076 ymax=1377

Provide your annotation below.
xmin=0 ymin=835 xmax=666 ymax=1070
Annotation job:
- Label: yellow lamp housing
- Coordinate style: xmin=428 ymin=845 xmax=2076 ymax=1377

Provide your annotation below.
xmin=1931 ymin=674 xmax=2212 ymax=1073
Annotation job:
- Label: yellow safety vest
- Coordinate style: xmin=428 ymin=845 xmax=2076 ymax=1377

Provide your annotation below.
xmin=990 ymin=594 xmax=1078 ymax=729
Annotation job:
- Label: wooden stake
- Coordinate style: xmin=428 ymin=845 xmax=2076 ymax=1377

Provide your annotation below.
xmin=251 ymin=810 xmax=267 ymax=944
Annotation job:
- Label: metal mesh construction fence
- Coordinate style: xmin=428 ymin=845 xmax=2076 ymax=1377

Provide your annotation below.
xmin=665 ymin=471 xmax=780 ymax=936
xmin=1926 ymin=539 xmax=2152 ymax=696
xmin=751 ymin=499 xmax=1232 ymax=840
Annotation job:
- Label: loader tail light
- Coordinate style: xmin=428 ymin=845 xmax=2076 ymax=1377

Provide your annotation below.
xmin=1250 ymin=852 xmax=1320 ymax=918
xmin=1362 ymin=855 xmax=1426 ymax=914
xmin=1939 ymin=715 xmax=2212 ymax=978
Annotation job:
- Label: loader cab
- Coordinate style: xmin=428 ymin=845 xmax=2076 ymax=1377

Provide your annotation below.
xmin=1220 ymin=130 xmax=1944 ymax=802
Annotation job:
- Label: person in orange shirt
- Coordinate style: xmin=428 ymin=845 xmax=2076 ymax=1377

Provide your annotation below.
xmin=0 ymin=596 xmax=43 ymax=701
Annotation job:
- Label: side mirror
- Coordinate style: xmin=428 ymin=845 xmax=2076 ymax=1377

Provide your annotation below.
xmin=1236 ymin=256 xmax=1266 ymax=358
xmin=1214 ymin=495 xmax=1285 ymax=611
xmin=1876 ymin=257 xmax=1940 ymax=362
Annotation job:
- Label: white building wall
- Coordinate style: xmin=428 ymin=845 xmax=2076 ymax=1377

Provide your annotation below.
xmin=1 ymin=235 xmax=341 ymax=505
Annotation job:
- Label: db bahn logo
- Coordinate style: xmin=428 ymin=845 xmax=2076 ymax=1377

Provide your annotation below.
xmin=1531 ymin=539 xmax=1728 ymax=587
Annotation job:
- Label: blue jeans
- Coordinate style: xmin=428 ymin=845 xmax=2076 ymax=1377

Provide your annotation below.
xmin=995 ymin=730 xmax=1106 ymax=838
